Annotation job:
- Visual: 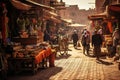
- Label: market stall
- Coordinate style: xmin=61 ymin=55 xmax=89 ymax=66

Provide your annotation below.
xmin=7 ymin=44 xmax=55 ymax=74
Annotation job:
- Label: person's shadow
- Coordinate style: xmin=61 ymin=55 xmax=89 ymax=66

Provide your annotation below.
xmin=96 ymin=59 xmax=113 ymax=65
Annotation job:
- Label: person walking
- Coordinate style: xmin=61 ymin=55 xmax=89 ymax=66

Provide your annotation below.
xmin=71 ymin=30 xmax=78 ymax=49
xmin=112 ymin=28 xmax=120 ymax=56
xmin=92 ymin=30 xmax=103 ymax=60
xmin=81 ymin=30 xmax=90 ymax=55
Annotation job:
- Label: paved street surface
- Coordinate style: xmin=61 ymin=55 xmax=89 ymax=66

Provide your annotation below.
xmin=7 ymin=44 xmax=120 ymax=80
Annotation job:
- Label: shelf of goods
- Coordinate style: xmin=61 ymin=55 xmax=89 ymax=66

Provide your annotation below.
xmin=12 ymin=37 xmax=41 ymax=45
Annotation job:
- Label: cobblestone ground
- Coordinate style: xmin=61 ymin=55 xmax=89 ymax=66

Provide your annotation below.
xmin=7 ymin=44 xmax=120 ymax=80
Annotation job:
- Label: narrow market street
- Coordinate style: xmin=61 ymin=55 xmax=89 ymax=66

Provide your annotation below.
xmin=7 ymin=44 xmax=120 ymax=80
xmin=1 ymin=0 xmax=120 ymax=80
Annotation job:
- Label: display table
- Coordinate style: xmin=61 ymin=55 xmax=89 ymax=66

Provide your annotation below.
xmin=7 ymin=47 xmax=55 ymax=74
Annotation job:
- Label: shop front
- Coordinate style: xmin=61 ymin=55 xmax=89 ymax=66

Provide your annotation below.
xmin=88 ymin=11 xmax=113 ymax=55
xmin=0 ymin=0 xmax=57 ymax=76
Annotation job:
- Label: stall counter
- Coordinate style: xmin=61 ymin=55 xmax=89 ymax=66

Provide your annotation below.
xmin=7 ymin=47 xmax=55 ymax=74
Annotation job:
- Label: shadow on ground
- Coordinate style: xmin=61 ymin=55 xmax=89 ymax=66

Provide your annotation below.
xmin=8 ymin=67 xmax=63 ymax=80
xmin=56 ymin=53 xmax=71 ymax=60
xmin=96 ymin=59 xmax=113 ymax=65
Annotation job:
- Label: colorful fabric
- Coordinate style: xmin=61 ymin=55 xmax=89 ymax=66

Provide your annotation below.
xmin=35 ymin=47 xmax=52 ymax=64
xmin=107 ymin=22 xmax=113 ymax=33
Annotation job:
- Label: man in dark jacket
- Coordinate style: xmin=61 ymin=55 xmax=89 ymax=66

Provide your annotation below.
xmin=72 ymin=30 xmax=78 ymax=49
xmin=92 ymin=30 xmax=103 ymax=60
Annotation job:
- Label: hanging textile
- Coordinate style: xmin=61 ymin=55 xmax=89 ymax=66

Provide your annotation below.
xmin=0 ymin=3 xmax=8 ymax=45
xmin=107 ymin=21 xmax=113 ymax=33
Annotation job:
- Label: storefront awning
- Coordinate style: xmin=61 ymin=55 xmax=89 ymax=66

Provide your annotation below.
xmin=49 ymin=16 xmax=61 ymax=23
xmin=26 ymin=0 xmax=55 ymax=10
xmin=44 ymin=10 xmax=58 ymax=17
xmin=61 ymin=18 xmax=72 ymax=23
xmin=108 ymin=4 xmax=120 ymax=12
xmin=88 ymin=11 xmax=107 ymax=20
xmin=11 ymin=0 xmax=31 ymax=10
xmin=108 ymin=4 xmax=120 ymax=17
xmin=68 ymin=23 xmax=86 ymax=27
xmin=48 ymin=11 xmax=58 ymax=17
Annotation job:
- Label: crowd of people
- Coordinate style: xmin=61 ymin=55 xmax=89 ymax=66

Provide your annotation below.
xmin=71 ymin=28 xmax=103 ymax=60
xmin=43 ymin=27 xmax=120 ymax=60
xmin=71 ymin=27 xmax=120 ymax=61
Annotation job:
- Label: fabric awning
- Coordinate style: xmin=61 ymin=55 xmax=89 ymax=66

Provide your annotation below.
xmin=44 ymin=10 xmax=58 ymax=17
xmin=49 ymin=16 xmax=61 ymax=23
xmin=108 ymin=4 xmax=120 ymax=12
xmin=11 ymin=0 xmax=31 ymax=10
xmin=61 ymin=18 xmax=72 ymax=23
xmin=68 ymin=23 xmax=86 ymax=27
xmin=26 ymin=0 xmax=55 ymax=10
xmin=88 ymin=11 xmax=107 ymax=20
xmin=48 ymin=11 xmax=58 ymax=17
xmin=107 ymin=4 xmax=120 ymax=17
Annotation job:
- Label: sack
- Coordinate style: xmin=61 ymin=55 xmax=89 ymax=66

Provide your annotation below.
xmin=77 ymin=42 xmax=81 ymax=47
